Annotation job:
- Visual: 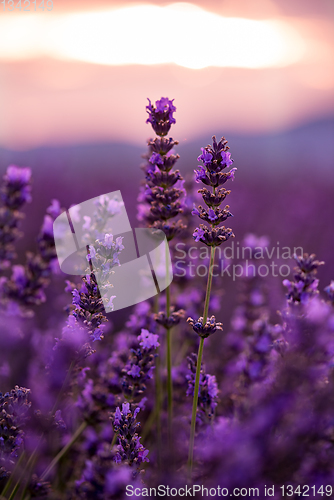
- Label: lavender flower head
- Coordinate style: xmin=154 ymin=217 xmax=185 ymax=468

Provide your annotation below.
xmin=67 ymin=273 xmax=108 ymax=344
xmin=186 ymin=353 xmax=219 ymax=425
xmin=192 ymin=136 xmax=236 ymax=247
xmin=1 ymin=166 xmax=32 ymax=208
xmin=121 ymin=329 xmax=160 ymax=400
xmin=112 ymin=403 xmax=149 ymax=469
xmin=0 ymin=386 xmax=31 ymax=475
xmin=54 ymin=271 xmax=109 ymax=365
xmin=146 ymin=97 xmax=176 ymax=137
xmin=187 ymin=315 xmax=223 ymax=339
xmin=283 ymin=253 xmax=324 ymax=305
xmin=140 ymin=97 xmax=186 ymax=241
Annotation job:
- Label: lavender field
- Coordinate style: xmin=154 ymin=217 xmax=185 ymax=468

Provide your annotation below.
xmin=0 ymin=96 xmax=334 ymax=500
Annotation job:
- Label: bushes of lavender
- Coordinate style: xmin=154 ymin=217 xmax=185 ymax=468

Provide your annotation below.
xmin=0 ymin=98 xmax=333 ymax=500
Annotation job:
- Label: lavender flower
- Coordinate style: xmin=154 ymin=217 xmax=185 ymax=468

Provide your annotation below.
xmin=192 ymin=136 xmax=236 ymax=247
xmin=283 ymin=253 xmax=324 ymax=304
xmin=140 ymin=98 xmax=187 ymax=441
xmin=187 ymin=315 xmax=223 ymax=339
xmin=87 ymin=232 xmax=124 ymax=311
xmin=325 ymin=280 xmax=334 ymax=305
xmin=0 ymin=199 xmax=62 ymax=313
xmin=196 ymin=283 xmax=334 ymax=490
xmin=186 ymin=353 xmax=218 ymax=425
xmin=140 ymin=97 xmax=186 ymax=241
xmin=126 ymin=300 xmax=158 ymax=336
xmin=0 ymin=386 xmax=31 ymax=478
xmin=146 ymin=97 xmax=176 ymax=137
xmin=188 ymin=136 xmax=236 ymax=474
xmin=154 ymin=307 xmax=185 ymax=329
xmin=60 ymin=272 xmax=108 ymax=352
xmin=26 ymin=475 xmax=51 ymax=499
xmin=239 ymin=320 xmax=275 ymax=387
xmin=1 ymin=94 xmax=333 ymax=497
xmin=79 ymin=194 xmax=124 ymax=244
xmin=112 ymin=403 xmax=149 ymax=469
xmin=0 ymin=165 xmax=31 ymax=270
xmin=75 ymin=329 xmax=156 ymax=427
xmin=193 ymin=224 xmax=234 ymax=246
xmin=195 ymin=165 xmax=237 ymax=187
xmin=75 ymin=368 xmax=115 ymax=425
xmin=56 ymin=229 xmax=124 ymax=362
xmin=192 ymin=204 xmax=233 ymax=225
xmin=121 ymin=329 xmax=160 ymax=400
xmin=75 ymin=458 xmax=135 ymax=499
xmin=138 ymin=329 xmax=159 ymax=349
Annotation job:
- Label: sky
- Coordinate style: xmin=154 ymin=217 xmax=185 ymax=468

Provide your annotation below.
xmin=0 ymin=0 xmax=333 ymax=149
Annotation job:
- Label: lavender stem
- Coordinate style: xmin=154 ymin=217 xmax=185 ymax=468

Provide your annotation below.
xmin=188 ymin=246 xmax=216 ymax=476
xmin=154 ymin=294 xmax=162 ymax=467
xmin=164 ymin=234 xmax=173 ymax=442
xmin=166 ymin=286 xmax=173 ymax=441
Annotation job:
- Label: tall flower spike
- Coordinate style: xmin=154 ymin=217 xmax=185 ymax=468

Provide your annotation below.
xmin=112 ymin=403 xmax=149 ymax=470
xmin=121 ymin=329 xmax=160 ymax=401
xmin=192 ymin=135 xmax=236 ymax=248
xmin=140 ymin=97 xmax=187 ymax=443
xmin=140 ymin=97 xmax=186 ymax=241
xmin=58 ymin=229 xmax=124 ymax=358
xmin=186 ymin=353 xmax=219 ymax=426
xmin=87 ymin=232 xmax=124 ymax=311
xmin=0 ymin=165 xmax=32 ymax=270
xmin=56 ymin=272 xmax=109 ymax=363
xmin=0 ymin=386 xmax=31 ymax=476
xmin=188 ymin=136 xmax=237 ymax=476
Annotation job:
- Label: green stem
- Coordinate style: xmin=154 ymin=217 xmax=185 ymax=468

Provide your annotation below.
xmin=187 ymin=246 xmax=216 ymax=477
xmin=165 ymin=238 xmax=173 ymax=442
xmin=166 ymin=325 xmax=172 ymax=441
xmin=9 ymin=453 xmax=37 ymax=500
xmin=203 ymin=247 xmax=216 ymax=325
xmin=153 ymin=294 xmax=162 ymax=467
xmin=40 ymin=421 xmax=88 ymax=481
xmin=8 ymin=482 xmax=19 ymax=500
xmin=154 ymin=347 xmax=162 ymax=468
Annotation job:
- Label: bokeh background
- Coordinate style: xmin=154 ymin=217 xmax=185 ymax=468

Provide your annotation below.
xmin=1 ymin=0 xmax=333 ymax=326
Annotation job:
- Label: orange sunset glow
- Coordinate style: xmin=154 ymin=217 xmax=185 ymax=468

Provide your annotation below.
xmin=0 ymin=0 xmax=333 ymax=149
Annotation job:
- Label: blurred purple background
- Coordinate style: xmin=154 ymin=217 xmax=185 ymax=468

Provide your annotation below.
xmin=0 ymin=0 xmax=333 ymax=324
